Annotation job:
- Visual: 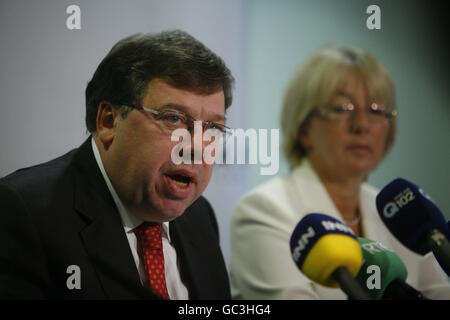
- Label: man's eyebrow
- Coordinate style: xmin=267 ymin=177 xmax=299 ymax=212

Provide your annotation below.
xmin=159 ymin=103 xmax=227 ymax=122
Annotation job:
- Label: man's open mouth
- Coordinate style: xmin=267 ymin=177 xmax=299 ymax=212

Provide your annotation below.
xmin=167 ymin=173 xmax=192 ymax=187
xmin=164 ymin=169 xmax=197 ymax=189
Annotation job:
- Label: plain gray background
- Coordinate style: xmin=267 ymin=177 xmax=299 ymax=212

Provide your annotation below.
xmin=1 ymin=0 xmax=449 ymax=270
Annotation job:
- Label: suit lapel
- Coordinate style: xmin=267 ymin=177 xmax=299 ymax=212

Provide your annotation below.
xmin=71 ymin=138 xmax=154 ymax=299
xmin=169 ymin=214 xmax=201 ymax=299
xmin=170 ymin=207 xmax=219 ymax=300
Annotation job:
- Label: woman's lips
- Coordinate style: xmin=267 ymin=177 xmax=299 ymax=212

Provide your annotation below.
xmin=347 ymin=144 xmax=371 ymax=153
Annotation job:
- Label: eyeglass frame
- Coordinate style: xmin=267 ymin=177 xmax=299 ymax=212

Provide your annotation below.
xmin=118 ymin=104 xmax=233 ymax=138
xmin=309 ymin=102 xmax=398 ymax=123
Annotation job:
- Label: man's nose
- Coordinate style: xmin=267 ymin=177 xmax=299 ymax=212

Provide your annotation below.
xmin=178 ymin=121 xmax=206 ymax=164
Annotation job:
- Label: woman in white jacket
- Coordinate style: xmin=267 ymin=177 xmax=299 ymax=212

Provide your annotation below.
xmin=230 ymin=45 xmax=450 ymax=299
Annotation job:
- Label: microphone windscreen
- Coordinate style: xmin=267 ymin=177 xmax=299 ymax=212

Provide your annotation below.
xmin=376 ymin=178 xmax=448 ymax=255
xmin=290 ymin=213 xmax=362 ymax=287
xmin=356 ymin=237 xmax=408 ymax=299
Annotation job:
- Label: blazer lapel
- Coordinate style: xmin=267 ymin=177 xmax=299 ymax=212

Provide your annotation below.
xmin=292 ymin=160 xmax=387 ymax=242
xmin=359 ymin=184 xmax=391 ymax=245
xmin=291 ymin=159 xmax=343 ymax=221
xmin=71 ymin=138 xmax=153 ymax=299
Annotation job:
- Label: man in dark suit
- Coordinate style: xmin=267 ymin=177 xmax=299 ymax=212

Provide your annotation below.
xmin=0 ymin=30 xmax=234 ymax=299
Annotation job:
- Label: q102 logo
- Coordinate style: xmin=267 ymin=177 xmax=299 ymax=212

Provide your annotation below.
xmin=383 ymin=187 xmax=415 ymax=219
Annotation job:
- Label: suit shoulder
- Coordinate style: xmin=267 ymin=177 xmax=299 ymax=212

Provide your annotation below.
xmin=0 ymin=149 xmax=78 ymax=210
xmin=0 ymin=149 xmax=77 ymax=190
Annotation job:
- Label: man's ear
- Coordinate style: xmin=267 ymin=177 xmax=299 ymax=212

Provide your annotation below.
xmin=96 ymin=102 xmax=119 ymax=150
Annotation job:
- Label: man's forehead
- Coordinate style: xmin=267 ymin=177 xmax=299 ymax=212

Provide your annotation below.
xmin=143 ymin=79 xmax=226 ymax=120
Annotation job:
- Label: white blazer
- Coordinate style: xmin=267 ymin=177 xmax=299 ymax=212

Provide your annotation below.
xmin=230 ymin=160 xmax=450 ymax=299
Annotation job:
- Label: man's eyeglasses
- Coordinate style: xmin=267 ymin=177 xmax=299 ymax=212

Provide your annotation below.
xmin=309 ymin=103 xmax=398 ymax=123
xmin=120 ymin=104 xmax=233 ymax=142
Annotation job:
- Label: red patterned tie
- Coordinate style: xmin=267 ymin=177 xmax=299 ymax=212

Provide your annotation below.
xmin=137 ymin=222 xmax=170 ymax=299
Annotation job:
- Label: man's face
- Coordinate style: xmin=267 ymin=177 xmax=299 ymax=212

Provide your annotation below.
xmin=102 ymin=78 xmax=225 ymax=222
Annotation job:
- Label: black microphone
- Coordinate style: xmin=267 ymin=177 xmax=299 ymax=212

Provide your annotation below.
xmin=383 ymin=278 xmax=429 ymax=300
xmin=376 ymin=178 xmax=450 ymax=276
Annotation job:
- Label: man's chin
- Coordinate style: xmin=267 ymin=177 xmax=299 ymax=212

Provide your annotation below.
xmin=154 ymin=198 xmax=195 ymax=221
xmin=130 ymin=198 xmax=191 ymax=223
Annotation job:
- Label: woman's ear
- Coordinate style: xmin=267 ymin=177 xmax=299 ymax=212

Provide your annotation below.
xmin=298 ymin=124 xmax=311 ymax=150
xmin=96 ymin=102 xmax=119 ymax=150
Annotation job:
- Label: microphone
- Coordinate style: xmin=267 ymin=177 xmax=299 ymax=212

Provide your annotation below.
xmin=289 ymin=213 xmax=371 ymax=300
xmin=376 ymin=178 xmax=450 ymax=276
xmin=356 ymin=237 xmax=429 ymax=300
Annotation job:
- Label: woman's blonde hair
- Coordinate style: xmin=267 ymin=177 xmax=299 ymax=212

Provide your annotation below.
xmin=281 ymin=45 xmax=397 ymax=170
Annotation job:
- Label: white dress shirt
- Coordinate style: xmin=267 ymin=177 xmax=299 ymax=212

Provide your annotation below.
xmin=91 ymin=138 xmax=189 ymax=299
xmin=230 ymin=159 xmax=450 ymax=300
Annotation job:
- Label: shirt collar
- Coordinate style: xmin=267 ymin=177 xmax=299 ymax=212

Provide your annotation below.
xmin=90 ymin=137 xmax=170 ymax=240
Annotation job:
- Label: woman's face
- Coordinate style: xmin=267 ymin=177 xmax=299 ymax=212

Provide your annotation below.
xmin=300 ymin=73 xmax=390 ymax=181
